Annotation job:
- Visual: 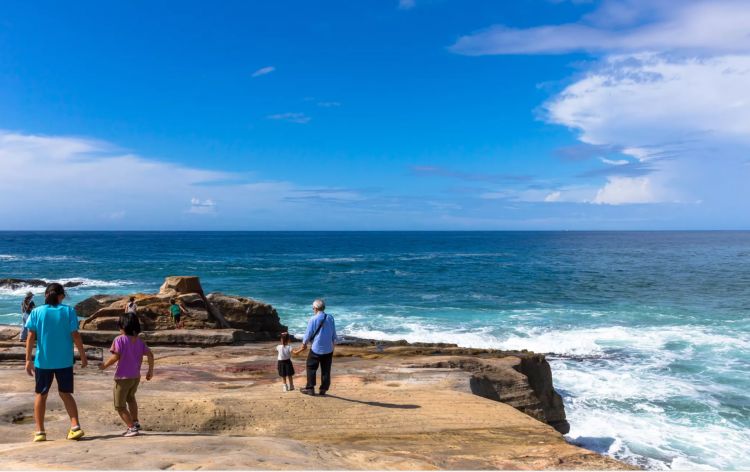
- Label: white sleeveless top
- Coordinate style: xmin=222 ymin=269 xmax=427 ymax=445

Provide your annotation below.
xmin=276 ymin=344 xmax=292 ymax=360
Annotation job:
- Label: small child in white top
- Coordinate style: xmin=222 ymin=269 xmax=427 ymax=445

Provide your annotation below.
xmin=276 ymin=332 xmax=296 ymax=392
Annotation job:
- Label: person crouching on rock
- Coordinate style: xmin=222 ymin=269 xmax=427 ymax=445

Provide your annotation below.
xmin=276 ymin=332 xmax=296 ymax=392
xmin=99 ymin=313 xmax=154 ymax=437
xmin=169 ymin=298 xmax=185 ymax=329
xmin=295 ymin=299 xmax=337 ymax=396
xmin=125 ymin=296 xmax=137 ymax=315
xmin=24 ymin=283 xmax=88 ymax=442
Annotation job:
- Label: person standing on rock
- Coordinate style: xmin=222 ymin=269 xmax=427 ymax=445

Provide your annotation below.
xmin=19 ymin=291 xmax=35 ymax=343
xmin=24 ymin=283 xmax=87 ymax=442
xmin=295 ymin=299 xmax=337 ymax=396
xmin=125 ymin=296 xmax=137 ymax=315
xmin=169 ymin=298 xmax=185 ymax=329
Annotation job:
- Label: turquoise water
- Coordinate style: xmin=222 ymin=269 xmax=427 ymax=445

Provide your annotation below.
xmin=1 ymin=231 xmax=748 ymax=469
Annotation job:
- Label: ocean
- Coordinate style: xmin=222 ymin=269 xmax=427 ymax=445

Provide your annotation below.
xmin=1 ymin=231 xmax=748 ymax=469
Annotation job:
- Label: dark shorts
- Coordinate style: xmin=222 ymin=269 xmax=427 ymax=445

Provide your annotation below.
xmin=173 ymin=315 xmax=181 ymax=324
xmin=35 ymin=367 xmax=74 ymax=394
xmin=277 ymin=359 xmax=295 ymax=377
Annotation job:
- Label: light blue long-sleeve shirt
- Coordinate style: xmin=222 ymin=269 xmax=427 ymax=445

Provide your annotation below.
xmin=302 ymin=311 xmax=337 ymax=355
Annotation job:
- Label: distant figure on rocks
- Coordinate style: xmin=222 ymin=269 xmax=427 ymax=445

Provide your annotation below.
xmin=295 ymin=299 xmax=337 ymax=396
xmin=99 ymin=313 xmax=155 ymax=437
xmin=125 ymin=297 xmax=137 ymax=315
xmin=169 ymin=298 xmax=185 ymax=329
xmin=24 ymin=283 xmax=88 ymax=442
xmin=276 ymin=332 xmax=296 ymax=392
xmin=19 ymin=291 xmax=35 ymax=342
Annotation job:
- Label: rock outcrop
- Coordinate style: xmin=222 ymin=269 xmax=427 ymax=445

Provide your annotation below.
xmin=0 ymin=278 xmax=83 ymax=290
xmin=77 ymin=276 xmax=286 ymax=340
xmin=335 ymin=338 xmax=570 ymax=435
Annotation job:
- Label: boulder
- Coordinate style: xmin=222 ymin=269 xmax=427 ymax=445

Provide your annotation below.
xmin=79 ymin=293 xmax=218 ymax=331
xmin=78 ymin=277 xmax=285 ymax=341
xmin=74 ymin=294 xmax=123 ymax=318
xmin=159 ymin=276 xmax=205 ymax=296
xmin=206 ymin=293 xmax=287 ymax=335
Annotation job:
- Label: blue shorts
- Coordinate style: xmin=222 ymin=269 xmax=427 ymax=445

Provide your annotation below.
xmin=35 ymin=367 xmax=74 ymax=394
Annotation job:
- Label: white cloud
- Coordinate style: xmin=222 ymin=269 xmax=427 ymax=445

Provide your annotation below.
xmin=600 ymin=158 xmax=629 ymax=166
xmin=251 ymin=66 xmax=275 ymax=78
xmin=592 ymin=176 xmax=661 ymax=205
xmin=546 ymin=54 xmax=750 ymax=147
xmin=188 ymin=198 xmax=217 ymax=214
xmin=0 ymin=130 xmax=363 ymax=229
xmin=266 ymin=112 xmax=311 ymax=124
xmin=450 ymin=1 xmax=750 ymax=56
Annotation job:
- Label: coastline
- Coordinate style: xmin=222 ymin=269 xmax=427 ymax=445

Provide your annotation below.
xmin=0 ymin=323 xmax=633 ymax=470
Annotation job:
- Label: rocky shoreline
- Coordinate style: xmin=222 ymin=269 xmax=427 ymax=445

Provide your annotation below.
xmin=0 ymin=276 xmax=633 ymax=470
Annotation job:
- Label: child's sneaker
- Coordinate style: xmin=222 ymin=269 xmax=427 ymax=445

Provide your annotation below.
xmin=123 ymin=427 xmax=139 ymax=437
xmin=133 ymin=421 xmax=142 ymax=431
xmin=283 ymin=384 xmax=289 ymax=392
xmin=67 ymin=427 xmax=85 ymax=440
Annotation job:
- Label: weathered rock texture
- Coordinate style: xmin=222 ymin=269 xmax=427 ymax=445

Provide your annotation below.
xmin=77 ymin=276 xmax=286 ymax=340
xmin=335 ymin=338 xmax=570 ymax=434
xmin=0 ymin=342 xmax=632 ymax=470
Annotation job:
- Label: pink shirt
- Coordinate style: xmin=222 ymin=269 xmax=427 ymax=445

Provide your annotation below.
xmin=110 ymin=335 xmax=150 ymax=379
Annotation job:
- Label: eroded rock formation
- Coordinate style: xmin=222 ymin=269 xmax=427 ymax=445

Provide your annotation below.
xmin=77 ymin=276 xmax=286 ymax=339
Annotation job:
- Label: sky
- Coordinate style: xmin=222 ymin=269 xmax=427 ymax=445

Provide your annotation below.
xmin=0 ymin=0 xmax=749 ymax=230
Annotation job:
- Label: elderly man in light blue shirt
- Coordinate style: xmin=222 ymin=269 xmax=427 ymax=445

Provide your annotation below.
xmin=297 ymin=299 xmax=337 ymax=396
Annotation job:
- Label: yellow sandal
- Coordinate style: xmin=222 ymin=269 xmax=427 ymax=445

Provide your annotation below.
xmin=66 ymin=428 xmax=85 ymax=440
xmin=33 ymin=431 xmax=46 ymax=442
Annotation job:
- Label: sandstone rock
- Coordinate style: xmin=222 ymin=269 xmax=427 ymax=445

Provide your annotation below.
xmin=0 ymin=326 xmax=21 ymax=341
xmin=159 ymin=276 xmax=205 ymax=296
xmin=206 ymin=293 xmax=287 ymax=336
xmin=74 ymin=294 xmax=123 ymax=318
xmin=80 ymin=329 xmax=240 ymax=347
xmin=77 ymin=277 xmax=283 ymax=340
xmin=421 ymin=355 xmax=570 ymax=434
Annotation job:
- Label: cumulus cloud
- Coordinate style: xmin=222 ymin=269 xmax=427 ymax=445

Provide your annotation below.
xmin=266 ymin=112 xmax=311 ymax=124
xmin=450 ymin=1 xmax=750 ymax=56
xmin=0 ymin=130 xmax=363 ymax=229
xmin=251 ymin=66 xmax=275 ymax=78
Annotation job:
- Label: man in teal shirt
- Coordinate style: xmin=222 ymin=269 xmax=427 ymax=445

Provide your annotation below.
xmin=25 ymin=283 xmax=88 ymax=442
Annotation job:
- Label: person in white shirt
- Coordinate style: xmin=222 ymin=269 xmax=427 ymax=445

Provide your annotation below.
xmin=276 ymin=332 xmax=296 ymax=392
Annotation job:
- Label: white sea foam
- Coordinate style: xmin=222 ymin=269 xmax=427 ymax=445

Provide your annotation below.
xmin=310 ymin=257 xmax=362 ymax=263
xmin=0 ymin=254 xmax=20 ymax=261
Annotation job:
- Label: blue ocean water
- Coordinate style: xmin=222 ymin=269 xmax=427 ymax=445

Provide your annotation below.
xmin=1 ymin=231 xmax=748 ymax=469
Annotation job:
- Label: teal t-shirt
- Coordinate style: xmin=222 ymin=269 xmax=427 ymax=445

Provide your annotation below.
xmin=25 ymin=304 xmax=79 ymax=369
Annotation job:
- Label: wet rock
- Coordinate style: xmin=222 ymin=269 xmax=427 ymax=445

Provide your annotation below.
xmin=0 ymin=278 xmax=83 ymax=289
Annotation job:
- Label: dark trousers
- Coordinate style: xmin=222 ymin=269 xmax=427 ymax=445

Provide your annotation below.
xmin=306 ymin=350 xmax=333 ymax=392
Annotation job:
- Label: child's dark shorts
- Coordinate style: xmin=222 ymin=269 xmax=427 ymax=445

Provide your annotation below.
xmin=35 ymin=367 xmax=74 ymax=394
xmin=277 ymin=359 xmax=295 ymax=377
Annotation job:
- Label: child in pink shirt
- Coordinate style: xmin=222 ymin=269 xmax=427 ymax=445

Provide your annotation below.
xmin=100 ymin=313 xmax=154 ymax=437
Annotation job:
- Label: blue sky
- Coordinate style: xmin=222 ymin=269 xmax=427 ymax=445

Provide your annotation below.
xmin=1 ymin=0 xmax=749 ymax=230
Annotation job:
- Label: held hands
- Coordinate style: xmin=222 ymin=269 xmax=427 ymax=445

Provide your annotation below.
xmin=292 ymin=344 xmax=308 ymax=355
